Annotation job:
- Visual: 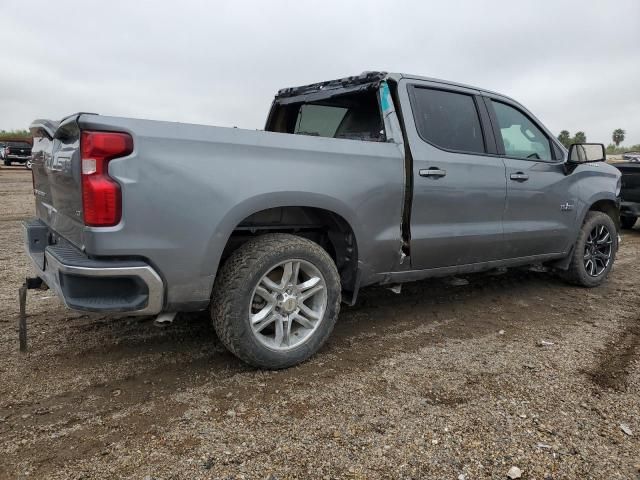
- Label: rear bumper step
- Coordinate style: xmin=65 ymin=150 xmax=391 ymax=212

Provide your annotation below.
xmin=23 ymin=219 xmax=164 ymax=315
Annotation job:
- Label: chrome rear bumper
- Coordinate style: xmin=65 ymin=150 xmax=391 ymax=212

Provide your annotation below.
xmin=23 ymin=219 xmax=164 ymax=315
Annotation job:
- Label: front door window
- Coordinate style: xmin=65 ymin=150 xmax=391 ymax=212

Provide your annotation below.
xmin=492 ymin=101 xmax=552 ymax=161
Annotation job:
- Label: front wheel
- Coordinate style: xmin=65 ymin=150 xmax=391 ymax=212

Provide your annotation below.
xmin=620 ymin=215 xmax=636 ymax=230
xmin=561 ymin=211 xmax=618 ymax=287
xmin=3 ymin=160 xmax=10 ymax=166
xmin=210 ymin=233 xmax=341 ymax=369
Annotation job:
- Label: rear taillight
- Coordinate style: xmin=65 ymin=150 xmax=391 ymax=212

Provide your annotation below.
xmin=81 ymin=131 xmax=133 ymax=227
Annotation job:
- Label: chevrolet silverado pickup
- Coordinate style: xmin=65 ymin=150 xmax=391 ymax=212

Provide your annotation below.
xmin=25 ymin=72 xmax=621 ymax=368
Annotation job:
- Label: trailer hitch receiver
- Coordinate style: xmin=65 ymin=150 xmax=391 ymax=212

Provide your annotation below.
xmin=18 ymin=277 xmax=47 ymax=352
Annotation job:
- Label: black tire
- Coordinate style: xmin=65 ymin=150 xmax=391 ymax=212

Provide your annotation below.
xmin=561 ymin=211 xmax=618 ymax=287
xmin=620 ymin=215 xmax=636 ymax=230
xmin=210 ymin=233 xmax=341 ymax=369
xmin=3 ymin=160 xmax=10 ymax=166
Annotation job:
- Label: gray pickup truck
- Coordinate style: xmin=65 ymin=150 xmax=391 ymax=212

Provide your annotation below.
xmin=25 ymin=71 xmax=621 ymax=368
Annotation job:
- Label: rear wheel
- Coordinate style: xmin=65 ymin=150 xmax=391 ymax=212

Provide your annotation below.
xmin=210 ymin=233 xmax=341 ymax=369
xmin=620 ymin=215 xmax=636 ymax=229
xmin=561 ymin=211 xmax=617 ymax=287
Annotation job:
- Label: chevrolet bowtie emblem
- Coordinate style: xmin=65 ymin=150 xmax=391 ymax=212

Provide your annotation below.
xmin=560 ymin=203 xmax=574 ymax=211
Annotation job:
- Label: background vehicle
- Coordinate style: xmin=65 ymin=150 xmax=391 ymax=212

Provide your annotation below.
xmin=0 ymin=142 xmax=5 ymax=160
xmin=4 ymin=140 xmax=33 ymax=167
xmin=614 ymin=160 xmax=640 ymax=228
xmin=24 ymin=72 xmax=620 ymax=368
xmin=622 ymin=151 xmax=640 ymax=162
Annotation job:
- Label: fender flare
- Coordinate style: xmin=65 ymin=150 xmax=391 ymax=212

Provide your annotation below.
xmin=551 ymin=192 xmax=619 ymax=271
xmin=201 ymin=191 xmax=365 ymax=278
xmin=576 ymin=192 xmax=619 ymax=228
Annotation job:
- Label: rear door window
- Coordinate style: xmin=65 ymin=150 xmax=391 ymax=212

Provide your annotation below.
xmin=491 ymin=101 xmax=552 ymax=161
xmin=410 ymin=87 xmax=486 ymax=154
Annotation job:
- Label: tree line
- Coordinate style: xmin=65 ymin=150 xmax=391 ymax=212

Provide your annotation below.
xmin=557 ymin=128 xmax=638 ymax=154
xmin=0 ymin=129 xmax=30 ymax=141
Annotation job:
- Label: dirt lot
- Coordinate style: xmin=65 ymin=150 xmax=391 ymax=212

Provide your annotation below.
xmin=0 ymin=166 xmax=638 ymax=479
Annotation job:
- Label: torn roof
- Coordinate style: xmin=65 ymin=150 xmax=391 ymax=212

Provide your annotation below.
xmin=274 ymin=71 xmax=511 ymax=105
xmin=274 ymin=71 xmax=387 ymax=106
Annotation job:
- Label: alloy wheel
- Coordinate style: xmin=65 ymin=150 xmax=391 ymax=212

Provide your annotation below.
xmin=583 ymin=224 xmax=612 ymax=277
xmin=249 ymin=259 xmax=327 ymax=351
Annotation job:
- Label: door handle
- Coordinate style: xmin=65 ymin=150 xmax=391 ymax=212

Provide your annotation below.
xmin=419 ymin=168 xmax=447 ymax=178
xmin=510 ymin=172 xmax=529 ymax=182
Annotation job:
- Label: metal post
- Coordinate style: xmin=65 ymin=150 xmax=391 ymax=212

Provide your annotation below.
xmin=19 ymin=283 xmax=27 ymax=352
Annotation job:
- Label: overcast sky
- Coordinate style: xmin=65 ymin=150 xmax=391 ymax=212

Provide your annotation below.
xmin=1 ymin=0 xmax=639 ymax=145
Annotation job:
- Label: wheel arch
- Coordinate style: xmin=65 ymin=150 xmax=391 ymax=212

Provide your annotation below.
xmin=581 ymin=195 xmax=620 ymax=230
xmin=203 ymin=192 xmax=364 ymax=295
xmin=552 ymin=194 xmax=619 ymax=271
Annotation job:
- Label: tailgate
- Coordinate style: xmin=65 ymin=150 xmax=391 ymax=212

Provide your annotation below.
xmin=616 ymin=162 xmax=640 ymax=203
xmin=7 ymin=141 xmax=32 ymax=157
xmin=30 ymin=115 xmax=84 ymax=247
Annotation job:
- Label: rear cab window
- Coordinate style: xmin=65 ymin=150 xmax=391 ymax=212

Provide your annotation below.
xmin=266 ymin=72 xmax=387 ymax=143
xmin=270 ymin=90 xmax=384 ymax=142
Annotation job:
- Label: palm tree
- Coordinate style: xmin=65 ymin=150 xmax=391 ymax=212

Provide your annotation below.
xmin=612 ymin=129 xmax=625 ymax=147
xmin=557 ymin=130 xmax=571 ymax=148
xmin=573 ymin=131 xmax=586 ymax=144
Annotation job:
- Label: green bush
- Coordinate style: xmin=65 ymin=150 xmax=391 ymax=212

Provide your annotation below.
xmin=0 ymin=129 xmax=31 ymax=141
xmin=606 ymin=144 xmax=640 ymax=155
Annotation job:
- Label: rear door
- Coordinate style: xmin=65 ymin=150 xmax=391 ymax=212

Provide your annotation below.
xmin=486 ymin=97 xmax=576 ymax=258
xmin=399 ymin=81 xmax=507 ymax=269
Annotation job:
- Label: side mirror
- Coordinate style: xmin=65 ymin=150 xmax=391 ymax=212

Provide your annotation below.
xmin=568 ymin=143 xmax=606 ymax=163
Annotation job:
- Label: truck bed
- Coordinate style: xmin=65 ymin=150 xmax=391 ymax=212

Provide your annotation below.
xmin=29 ymin=113 xmax=405 ymax=311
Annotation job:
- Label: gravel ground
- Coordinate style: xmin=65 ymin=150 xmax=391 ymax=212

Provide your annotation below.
xmin=0 ymin=166 xmax=638 ymax=479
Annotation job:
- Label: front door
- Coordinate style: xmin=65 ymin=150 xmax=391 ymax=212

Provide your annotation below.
xmin=488 ymin=98 xmax=576 ymax=258
xmin=401 ymin=83 xmax=507 ymax=269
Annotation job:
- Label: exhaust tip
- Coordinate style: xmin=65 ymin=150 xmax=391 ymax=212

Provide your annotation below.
xmin=153 ymin=312 xmax=177 ymax=327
